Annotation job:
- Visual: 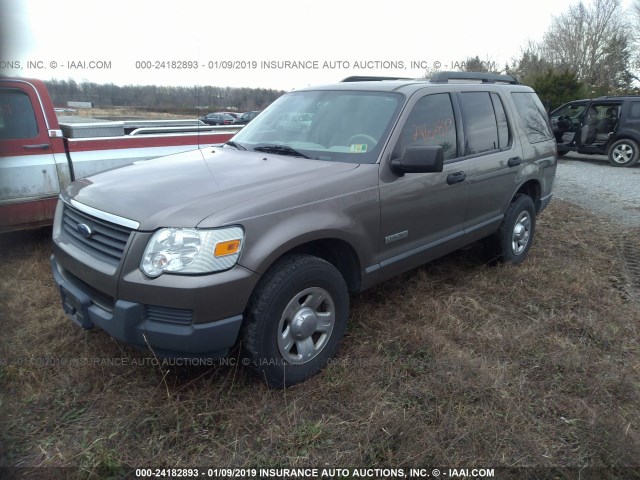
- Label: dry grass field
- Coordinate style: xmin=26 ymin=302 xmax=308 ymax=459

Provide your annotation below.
xmin=65 ymin=106 xmax=200 ymax=121
xmin=1 ymin=200 xmax=639 ymax=478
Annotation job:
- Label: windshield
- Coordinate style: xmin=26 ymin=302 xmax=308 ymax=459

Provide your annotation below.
xmin=230 ymin=90 xmax=403 ymax=163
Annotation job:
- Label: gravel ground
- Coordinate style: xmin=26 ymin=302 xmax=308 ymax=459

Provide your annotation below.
xmin=553 ymin=152 xmax=640 ymax=228
xmin=553 ymin=153 xmax=640 ymax=301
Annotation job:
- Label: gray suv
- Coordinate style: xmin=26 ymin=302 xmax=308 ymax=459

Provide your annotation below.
xmin=51 ymin=72 xmax=557 ymax=387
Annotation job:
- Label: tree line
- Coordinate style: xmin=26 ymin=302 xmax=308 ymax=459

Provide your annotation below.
xmin=427 ymin=0 xmax=640 ymax=111
xmin=45 ymin=79 xmax=286 ymax=114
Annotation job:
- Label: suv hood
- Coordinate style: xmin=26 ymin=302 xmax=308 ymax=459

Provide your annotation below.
xmin=64 ymin=147 xmax=359 ymax=230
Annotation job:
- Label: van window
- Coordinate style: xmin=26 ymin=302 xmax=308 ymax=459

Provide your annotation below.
xmin=0 ymin=89 xmax=39 ymax=140
xmin=511 ymin=92 xmax=553 ymax=144
xmin=397 ymin=93 xmax=457 ymax=160
xmin=459 ymin=92 xmax=499 ymax=155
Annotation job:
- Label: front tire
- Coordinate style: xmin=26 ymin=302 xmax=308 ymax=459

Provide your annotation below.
xmin=242 ymin=254 xmax=349 ymax=388
xmin=492 ymin=194 xmax=536 ymax=264
xmin=608 ymin=139 xmax=640 ymax=167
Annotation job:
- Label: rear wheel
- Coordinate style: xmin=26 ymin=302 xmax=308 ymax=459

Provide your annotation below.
xmin=492 ymin=195 xmax=536 ymax=264
xmin=242 ymin=254 xmax=349 ymax=387
xmin=608 ymin=139 xmax=639 ymax=167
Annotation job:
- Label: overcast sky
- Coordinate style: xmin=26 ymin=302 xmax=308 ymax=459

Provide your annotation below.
xmin=0 ymin=0 xmax=636 ymax=90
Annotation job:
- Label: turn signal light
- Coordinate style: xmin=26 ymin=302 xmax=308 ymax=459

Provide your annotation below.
xmin=214 ymin=239 xmax=241 ymax=257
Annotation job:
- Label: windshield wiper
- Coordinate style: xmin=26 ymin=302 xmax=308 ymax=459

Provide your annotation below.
xmin=224 ymin=141 xmax=246 ymax=150
xmin=254 ymin=145 xmax=309 ymax=158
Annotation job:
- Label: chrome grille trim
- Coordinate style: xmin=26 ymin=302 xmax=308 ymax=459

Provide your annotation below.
xmin=60 ymin=195 xmax=140 ymax=230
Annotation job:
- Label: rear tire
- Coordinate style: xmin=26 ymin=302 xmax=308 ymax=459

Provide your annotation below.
xmin=608 ymin=139 xmax=639 ymax=167
xmin=492 ymin=195 xmax=536 ymax=264
xmin=242 ymin=254 xmax=349 ymax=388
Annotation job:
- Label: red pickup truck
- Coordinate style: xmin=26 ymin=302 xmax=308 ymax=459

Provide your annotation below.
xmin=0 ymin=77 xmax=242 ymax=232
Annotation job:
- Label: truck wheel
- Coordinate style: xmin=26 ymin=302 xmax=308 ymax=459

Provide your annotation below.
xmin=608 ymin=139 xmax=640 ymax=167
xmin=492 ymin=194 xmax=536 ymax=264
xmin=242 ymin=254 xmax=349 ymax=388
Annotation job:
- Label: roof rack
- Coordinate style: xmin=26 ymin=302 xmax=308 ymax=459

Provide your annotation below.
xmin=429 ymin=71 xmax=519 ymax=85
xmin=595 ymin=95 xmax=640 ymax=100
xmin=341 ymin=76 xmax=413 ymax=82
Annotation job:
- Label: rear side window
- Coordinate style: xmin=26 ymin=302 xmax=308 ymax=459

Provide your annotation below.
xmin=511 ymin=92 xmax=553 ymax=144
xmin=630 ymin=102 xmax=640 ymax=119
xmin=397 ymin=93 xmax=457 ymax=160
xmin=459 ymin=92 xmax=499 ymax=155
xmin=491 ymin=92 xmax=510 ymax=148
xmin=0 ymin=89 xmax=39 ymax=140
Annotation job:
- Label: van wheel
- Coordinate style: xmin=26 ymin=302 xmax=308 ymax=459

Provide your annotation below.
xmin=242 ymin=254 xmax=349 ymax=388
xmin=608 ymin=139 xmax=639 ymax=167
xmin=492 ymin=195 xmax=536 ymax=264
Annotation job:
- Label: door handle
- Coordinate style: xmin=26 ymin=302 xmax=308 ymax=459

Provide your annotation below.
xmin=23 ymin=144 xmax=51 ymax=150
xmin=507 ymin=156 xmax=522 ymax=167
xmin=446 ymin=171 xmax=466 ymax=185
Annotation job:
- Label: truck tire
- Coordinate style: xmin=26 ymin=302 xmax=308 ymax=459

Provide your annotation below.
xmin=608 ymin=139 xmax=640 ymax=167
xmin=242 ymin=254 xmax=349 ymax=388
xmin=492 ymin=194 xmax=536 ymax=264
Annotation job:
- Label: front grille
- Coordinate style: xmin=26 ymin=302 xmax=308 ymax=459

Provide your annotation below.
xmin=61 ymin=204 xmax=133 ymax=266
xmin=146 ymin=305 xmax=194 ymax=325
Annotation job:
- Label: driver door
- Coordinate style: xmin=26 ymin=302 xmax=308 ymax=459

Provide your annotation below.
xmin=551 ymin=100 xmax=587 ymax=146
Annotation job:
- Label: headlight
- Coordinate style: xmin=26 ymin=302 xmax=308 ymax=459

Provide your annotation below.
xmin=141 ymin=226 xmax=244 ymax=278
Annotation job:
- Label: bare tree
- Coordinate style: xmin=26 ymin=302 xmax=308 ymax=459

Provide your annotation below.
xmin=539 ymin=0 xmax=633 ymax=93
xmin=508 ymin=41 xmax=555 ymax=85
xmin=632 ymin=0 xmax=640 ymax=81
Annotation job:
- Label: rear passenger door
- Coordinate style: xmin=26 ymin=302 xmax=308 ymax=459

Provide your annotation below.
xmin=456 ymin=91 xmax=522 ymax=233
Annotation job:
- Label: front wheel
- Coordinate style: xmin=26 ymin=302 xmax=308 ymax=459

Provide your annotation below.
xmin=491 ymin=195 xmax=537 ymax=264
xmin=242 ymin=254 xmax=349 ymax=387
xmin=608 ymin=139 xmax=640 ymax=167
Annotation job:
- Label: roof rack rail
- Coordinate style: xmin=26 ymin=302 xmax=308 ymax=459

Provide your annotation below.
xmin=429 ymin=71 xmax=519 ymax=85
xmin=341 ymin=75 xmax=413 ymax=82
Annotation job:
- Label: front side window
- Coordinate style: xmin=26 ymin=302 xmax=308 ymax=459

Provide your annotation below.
xmin=231 ymin=90 xmax=403 ymax=164
xmin=396 ymin=93 xmax=457 ymax=160
xmin=552 ymin=102 xmax=587 ymax=120
xmin=0 ymin=89 xmax=39 ymax=140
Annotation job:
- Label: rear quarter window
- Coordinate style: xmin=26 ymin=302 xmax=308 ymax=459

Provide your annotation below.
xmin=511 ymin=92 xmax=553 ymax=144
xmin=630 ymin=102 xmax=640 ymax=119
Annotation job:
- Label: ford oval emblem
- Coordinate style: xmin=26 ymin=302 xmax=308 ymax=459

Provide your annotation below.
xmin=77 ymin=223 xmax=93 ymax=238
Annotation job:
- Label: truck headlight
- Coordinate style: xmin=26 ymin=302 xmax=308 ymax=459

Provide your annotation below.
xmin=141 ymin=227 xmax=244 ymax=278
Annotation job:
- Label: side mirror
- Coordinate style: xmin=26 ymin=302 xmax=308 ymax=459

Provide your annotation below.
xmin=390 ymin=145 xmax=444 ymax=176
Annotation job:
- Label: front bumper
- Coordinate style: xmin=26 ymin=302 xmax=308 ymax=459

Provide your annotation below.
xmin=51 ymin=255 xmax=249 ymax=358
